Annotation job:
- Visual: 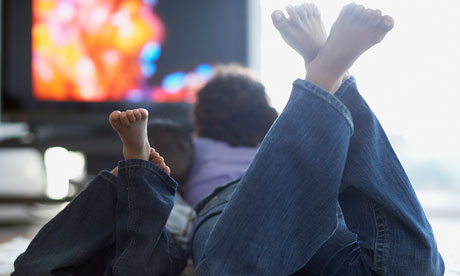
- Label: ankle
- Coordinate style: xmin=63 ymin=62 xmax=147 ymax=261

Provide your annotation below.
xmin=122 ymin=140 xmax=150 ymax=161
xmin=305 ymin=66 xmax=341 ymax=94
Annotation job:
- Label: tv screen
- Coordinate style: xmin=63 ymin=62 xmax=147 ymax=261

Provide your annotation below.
xmin=1 ymin=0 xmax=248 ymax=122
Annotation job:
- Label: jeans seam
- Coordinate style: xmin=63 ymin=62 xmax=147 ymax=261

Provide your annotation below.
xmin=113 ymin=167 xmax=135 ymax=274
xmin=373 ymin=205 xmax=387 ymax=275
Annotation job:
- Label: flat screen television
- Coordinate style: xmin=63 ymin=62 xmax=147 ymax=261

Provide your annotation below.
xmin=1 ymin=0 xmax=249 ymax=126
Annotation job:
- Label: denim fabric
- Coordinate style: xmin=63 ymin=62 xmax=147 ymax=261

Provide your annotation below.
xmin=193 ymin=78 xmax=444 ymax=276
xmin=191 ymin=180 xmax=239 ymax=265
xmin=13 ymin=159 xmax=187 ymax=276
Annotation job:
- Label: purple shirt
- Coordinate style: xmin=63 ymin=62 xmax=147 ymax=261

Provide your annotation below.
xmin=182 ymin=137 xmax=258 ymax=205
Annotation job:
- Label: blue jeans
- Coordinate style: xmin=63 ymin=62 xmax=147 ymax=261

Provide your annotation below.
xmin=13 ymin=159 xmax=187 ymax=276
xmin=192 ymin=77 xmax=444 ymax=276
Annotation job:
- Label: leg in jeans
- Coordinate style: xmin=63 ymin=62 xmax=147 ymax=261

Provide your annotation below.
xmin=299 ymin=77 xmax=444 ymax=275
xmin=195 ymin=4 xmax=441 ymax=275
xmin=13 ymin=171 xmax=118 ymax=276
xmin=272 ymin=4 xmax=443 ymax=275
xmin=108 ymin=108 xmax=186 ymax=276
xmin=335 ymin=77 xmax=443 ymax=275
xmin=112 ymin=159 xmax=186 ymax=276
xmin=14 ymin=109 xmax=186 ymax=276
xmin=13 ymin=162 xmax=185 ymax=276
xmin=194 ymin=65 xmax=353 ymax=276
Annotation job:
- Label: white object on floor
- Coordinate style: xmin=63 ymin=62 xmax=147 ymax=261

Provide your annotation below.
xmin=0 ymin=148 xmax=47 ymax=197
xmin=0 ymin=237 xmax=30 ymax=276
xmin=0 ymin=123 xmax=29 ymax=142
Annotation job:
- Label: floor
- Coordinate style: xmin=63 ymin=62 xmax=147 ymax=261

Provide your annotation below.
xmin=0 ymin=206 xmax=459 ymax=275
xmin=430 ymin=218 xmax=460 ymax=275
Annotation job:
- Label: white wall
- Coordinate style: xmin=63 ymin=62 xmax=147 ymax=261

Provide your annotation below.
xmin=249 ymin=0 xmax=460 ymax=192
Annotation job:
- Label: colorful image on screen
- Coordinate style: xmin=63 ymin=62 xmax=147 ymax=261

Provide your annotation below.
xmin=32 ymin=0 xmax=213 ymax=103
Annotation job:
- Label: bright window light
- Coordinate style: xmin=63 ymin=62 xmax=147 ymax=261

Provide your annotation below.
xmin=257 ymin=0 xmax=460 ymax=195
xmin=44 ymin=147 xmax=70 ymax=199
xmin=44 ymin=147 xmax=87 ymax=199
xmin=68 ymin=150 xmax=86 ymax=182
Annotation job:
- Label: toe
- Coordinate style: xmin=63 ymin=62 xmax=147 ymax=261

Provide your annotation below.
xmin=310 ymin=4 xmax=321 ymax=17
xmin=359 ymin=8 xmax=374 ymax=22
xmin=138 ymin=108 xmax=148 ymax=119
xmin=368 ymin=9 xmax=382 ymax=26
xmin=286 ymin=5 xmax=301 ymax=25
xmin=126 ymin=110 xmax=136 ymax=123
xmin=133 ymin=109 xmax=142 ymax=120
xmin=150 ymin=153 xmax=161 ymax=162
xmin=301 ymin=3 xmax=311 ymax=18
xmin=109 ymin=110 xmax=121 ymax=126
xmin=379 ymin=15 xmax=394 ymax=31
xmin=351 ymin=4 xmax=365 ymax=19
xmin=159 ymin=161 xmax=167 ymax=170
xmin=120 ymin=112 xmax=130 ymax=126
xmin=341 ymin=2 xmax=358 ymax=15
xmin=295 ymin=5 xmax=307 ymax=22
xmin=271 ymin=10 xmax=289 ymax=31
xmin=148 ymin=148 xmax=156 ymax=159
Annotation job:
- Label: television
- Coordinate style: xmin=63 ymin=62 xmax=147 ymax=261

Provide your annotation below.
xmin=1 ymin=0 xmax=249 ymax=126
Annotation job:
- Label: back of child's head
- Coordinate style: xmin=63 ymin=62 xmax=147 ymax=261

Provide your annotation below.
xmin=194 ymin=64 xmax=278 ymax=147
xmin=147 ymin=119 xmax=194 ymax=184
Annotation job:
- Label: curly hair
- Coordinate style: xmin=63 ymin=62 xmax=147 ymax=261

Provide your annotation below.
xmin=194 ymin=64 xmax=278 ymax=147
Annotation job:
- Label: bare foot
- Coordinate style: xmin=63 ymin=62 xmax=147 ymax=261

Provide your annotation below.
xmin=306 ymin=3 xmax=394 ymax=93
xmin=109 ymin=108 xmax=150 ymax=161
xmin=272 ymin=3 xmax=327 ymax=64
xmin=148 ymin=147 xmax=171 ymax=175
